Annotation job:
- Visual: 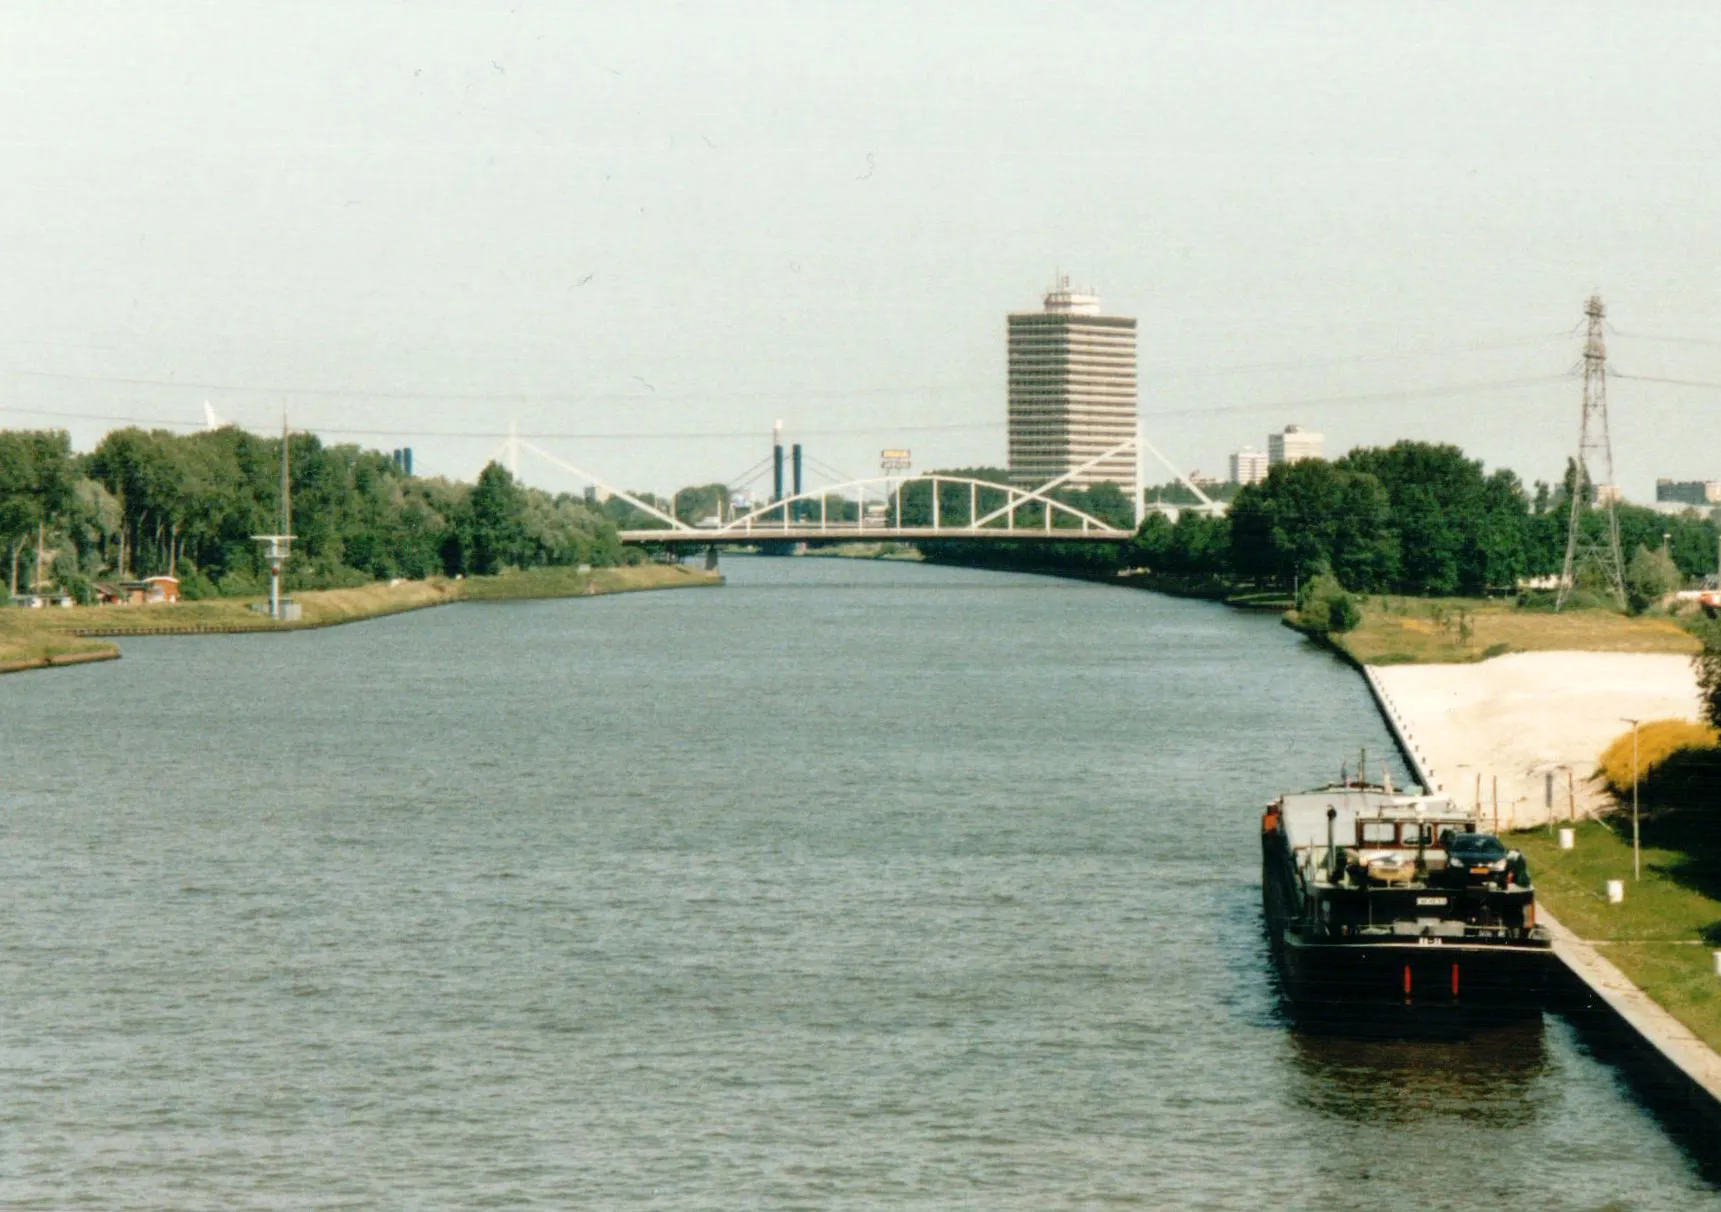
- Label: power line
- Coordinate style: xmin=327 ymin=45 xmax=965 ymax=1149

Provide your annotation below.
xmin=0 ymin=373 xmax=1572 ymax=440
xmin=1138 ymin=375 xmax=1570 ymax=420
xmin=1609 ymin=370 xmax=1721 ymax=391
xmin=5 ymin=332 xmax=1572 ymax=400
xmin=807 ymin=454 xmax=863 ymax=484
xmin=0 ymin=403 xmax=1003 ymax=439
xmin=5 ymin=365 xmax=986 ymax=405
xmin=1141 ymin=332 xmax=1571 ymax=380
xmin=1609 ymin=329 xmax=1721 ymax=351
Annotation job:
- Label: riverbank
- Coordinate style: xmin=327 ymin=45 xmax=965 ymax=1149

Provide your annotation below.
xmin=1354 ymin=631 xmax=1721 ymax=1120
xmin=0 ymin=612 xmax=121 ymax=674
xmin=1309 ymin=594 xmax=1700 ymax=665
xmin=0 ymin=564 xmax=722 ymax=673
xmin=453 ymin=563 xmax=723 ymax=602
xmin=1515 ymin=821 xmax=1721 ymax=1059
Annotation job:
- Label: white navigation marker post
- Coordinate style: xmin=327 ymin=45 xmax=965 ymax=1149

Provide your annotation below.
xmin=253 ymin=532 xmax=294 ymax=619
xmin=251 ymin=412 xmax=296 ymax=621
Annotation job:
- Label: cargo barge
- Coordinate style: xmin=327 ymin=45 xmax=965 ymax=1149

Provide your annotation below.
xmin=1261 ymin=770 xmax=1554 ymax=1033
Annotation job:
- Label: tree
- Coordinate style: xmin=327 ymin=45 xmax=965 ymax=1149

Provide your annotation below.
xmin=1337 ymin=441 xmax=1530 ymax=594
xmin=1165 ymin=511 xmax=1230 ymax=576
xmin=46 ymin=426 xmax=627 ymax=590
xmin=1625 ymin=544 xmax=1680 ymax=614
xmin=1228 ymin=460 xmax=1396 ymax=589
xmin=462 ymin=462 xmax=529 ymax=575
xmin=1471 ymin=469 xmax=1533 ymax=591
xmin=1127 ymin=512 xmax=1175 ymax=568
xmin=0 ymin=430 xmax=75 ymax=593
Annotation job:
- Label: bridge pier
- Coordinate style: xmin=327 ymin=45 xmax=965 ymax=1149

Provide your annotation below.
xmin=704 ymin=544 xmax=719 ymax=572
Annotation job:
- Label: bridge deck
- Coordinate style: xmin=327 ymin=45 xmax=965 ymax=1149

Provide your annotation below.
xmin=619 ymin=526 xmax=1133 ymax=546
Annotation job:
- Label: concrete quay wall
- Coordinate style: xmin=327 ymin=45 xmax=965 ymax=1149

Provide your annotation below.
xmin=1355 ymin=655 xmax=1721 ymax=1132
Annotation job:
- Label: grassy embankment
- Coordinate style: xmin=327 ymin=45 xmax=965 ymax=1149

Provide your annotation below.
xmin=455 ymin=563 xmax=722 ymax=601
xmin=1296 ymin=595 xmax=1701 ymax=665
xmin=1512 ymin=721 xmax=1721 ymax=1051
xmin=0 ymin=611 xmax=121 ymax=673
xmin=0 ymin=563 xmax=720 ymax=673
xmin=1516 ymin=821 xmax=1721 ymax=1052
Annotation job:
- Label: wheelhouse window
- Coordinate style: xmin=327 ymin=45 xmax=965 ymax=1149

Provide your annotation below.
xmin=1358 ymin=822 xmax=1397 ymax=846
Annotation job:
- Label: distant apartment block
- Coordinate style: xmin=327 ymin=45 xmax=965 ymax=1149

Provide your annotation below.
xmin=1230 ymin=447 xmax=1269 ymax=485
xmin=1593 ymin=483 xmax=1624 ymax=505
xmin=1007 ymin=278 xmax=1137 ymax=494
xmin=1267 ymin=425 xmax=1323 ymax=466
xmin=1655 ymin=478 xmax=1721 ymax=505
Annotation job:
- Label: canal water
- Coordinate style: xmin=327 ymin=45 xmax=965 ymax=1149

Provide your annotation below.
xmin=1 ymin=556 xmax=1715 ymax=1209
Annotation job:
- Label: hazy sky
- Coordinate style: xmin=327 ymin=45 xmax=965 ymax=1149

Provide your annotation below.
xmin=4 ymin=1 xmax=1721 ymax=499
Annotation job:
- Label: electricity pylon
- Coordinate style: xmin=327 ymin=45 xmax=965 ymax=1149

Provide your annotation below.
xmin=1557 ymin=295 xmax=1626 ymax=611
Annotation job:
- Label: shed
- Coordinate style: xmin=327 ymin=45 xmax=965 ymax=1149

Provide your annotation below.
xmin=143 ymin=575 xmax=180 ymax=603
xmin=118 ymin=576 xmax=180 ymax=605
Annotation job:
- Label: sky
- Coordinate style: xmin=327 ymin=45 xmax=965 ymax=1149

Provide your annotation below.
xmin=4 ymin=1 xmax=1721 ymax=502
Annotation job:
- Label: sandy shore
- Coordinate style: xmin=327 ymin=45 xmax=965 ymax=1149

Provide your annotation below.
xmin=1371 ymin=651 xmax=1703 ymax=827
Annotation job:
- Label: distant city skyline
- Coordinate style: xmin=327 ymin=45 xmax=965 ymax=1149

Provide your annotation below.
xmin=5 ymin=3 xmax=1721 ymax=502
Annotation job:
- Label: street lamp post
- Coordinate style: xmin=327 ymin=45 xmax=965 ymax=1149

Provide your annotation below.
xmin=1620 ymin=716 xmax=1641 ymax=881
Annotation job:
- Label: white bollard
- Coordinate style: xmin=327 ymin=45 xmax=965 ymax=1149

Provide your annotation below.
xmin=1607 ymin=879 xmax=1625 ymax=904
xmin=1559 ymin=828 xmax=1575 ymax=851
xmin=1714 ymin=951 xmax=1721 ymax=978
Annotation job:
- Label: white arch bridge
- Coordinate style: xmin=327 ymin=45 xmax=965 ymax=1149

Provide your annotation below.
xmin=499 ymin=432 xmax=1221 ymax=546
xmin=627 ymin=472 xmax=1135 ymax=546
xmin=502 ymin=435 xmax=1224 ymax=548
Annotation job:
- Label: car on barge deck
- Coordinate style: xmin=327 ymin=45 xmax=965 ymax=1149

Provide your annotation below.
xmin=1261 ymin=776 xmax=1554 ymax=1034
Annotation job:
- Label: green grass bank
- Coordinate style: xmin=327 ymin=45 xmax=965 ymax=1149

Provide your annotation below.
xmin=0 ymin=563 xmax=722 ymax=674
xmin=1293 ymin=594 xmax=1701 ymax=665
xmin=1515 ymin=820 xmax=1721 ymax=1054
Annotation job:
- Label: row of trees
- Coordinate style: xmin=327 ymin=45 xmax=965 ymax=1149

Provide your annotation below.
xmin=919 ymin=442 xmax=1720 ymax=603
xmin=0 ymin=427 xmax=635 ymax=601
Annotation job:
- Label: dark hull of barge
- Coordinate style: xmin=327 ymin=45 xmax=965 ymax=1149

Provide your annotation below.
xmin=1268 ymin=927 xmax=1557 ymax=1037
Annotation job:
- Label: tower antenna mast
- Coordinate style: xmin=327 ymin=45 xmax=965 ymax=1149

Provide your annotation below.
xmin=1557 ymin=295 xmax=1626 ymax=611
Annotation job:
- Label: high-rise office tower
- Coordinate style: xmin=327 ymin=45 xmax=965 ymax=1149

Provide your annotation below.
xmin=1230 ymin=446 xmax=1270 ymax=485
xmin=1007 ymin=278 xmax=1137 ymax=494
xmin=1267 ymin=425 xmax=1324 ymax=466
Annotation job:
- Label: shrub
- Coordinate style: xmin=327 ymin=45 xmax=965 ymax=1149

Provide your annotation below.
xmin=57 ymin=571 xmax=95 ymax=605
xmin=177 ymin=570 xmax=219 ymax=600
xmin=1696 ymin=618 xmax=1721 ymax=731
xmin=1596 ymin=718 xmax=1720 ymax=796
xmin=1295 ymin=571 xmax=1360 ymax=634
xmin=1327 ymin=593 xmax=1362 ymax=633
xmin=216 ymin=569 xmax=264 ymax=597
xmin=1626 ymin=545 xmax=1681 ymax=614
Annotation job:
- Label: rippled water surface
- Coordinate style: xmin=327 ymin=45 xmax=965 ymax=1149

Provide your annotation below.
xmin=2 ymin=557 xmax=1716 ymax=1208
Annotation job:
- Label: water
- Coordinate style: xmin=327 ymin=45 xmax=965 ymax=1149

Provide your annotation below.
xmin=1 ymin=556 xmax=1715 ymax=1209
